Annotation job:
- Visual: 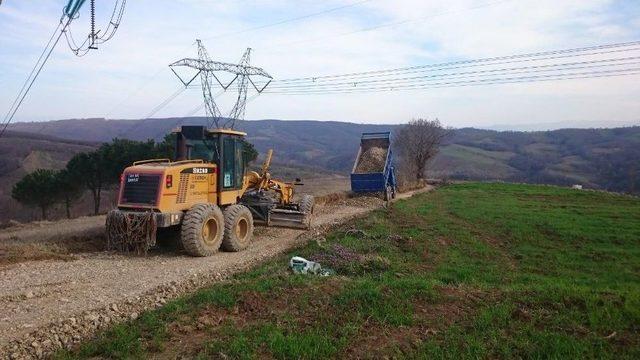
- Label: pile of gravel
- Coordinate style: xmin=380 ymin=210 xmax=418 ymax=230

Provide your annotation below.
xmin=354 ymin=147 xmax=387 ymax=173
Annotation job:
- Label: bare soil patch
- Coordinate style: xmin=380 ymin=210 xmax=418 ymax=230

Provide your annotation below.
xmin=0 ymin=216 xmax=105 ymax=266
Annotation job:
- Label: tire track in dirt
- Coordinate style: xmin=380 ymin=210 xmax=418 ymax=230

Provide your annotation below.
xmin=0 ymin=187 xmax=432 ymax=358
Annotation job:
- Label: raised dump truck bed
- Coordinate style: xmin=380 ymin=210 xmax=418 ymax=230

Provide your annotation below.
xmin=350 ymin=132 xmax=397 ymax=200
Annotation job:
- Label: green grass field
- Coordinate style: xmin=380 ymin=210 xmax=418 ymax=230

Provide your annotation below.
xmin=55 ymin=183 xmax=640 ymax=359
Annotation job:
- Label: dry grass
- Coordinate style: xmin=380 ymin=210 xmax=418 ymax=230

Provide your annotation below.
xmin=397 ymin=179 xmax=427 ymax=193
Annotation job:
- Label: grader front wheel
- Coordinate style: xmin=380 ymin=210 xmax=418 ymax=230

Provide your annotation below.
xmin=222 ymin=205 xmax=254 ymax=252
xmin=299 ymin=194 xmax=315 ymax=215
xmin=299 ymin=194 xmax=315 ymax=229
xmin=181 ymin=204 xmax=224 ymax=257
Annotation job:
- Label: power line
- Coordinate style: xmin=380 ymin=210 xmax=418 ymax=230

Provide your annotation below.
xmin=200 ymin=0 xmax=373 ymax=41
xmin=94 ymin=0 xmax=127 ymax=43
xmin=64 ymin=0 xmax=127 ymax=56
xmin=146 ymin=89 xmax=226 ymax=141
xmin=183 ymin=89 xmax=225 ymax=117
xmin=267 ymin=67 xmax=640 ymax=94
xmin=104 ymin=1 xmax=371 ymax=120
xmin=261 ymin=0 xmax=513 ymax=53
xmin=184 ymin=102 xmax=206 ymax=118
xmin=268 ymin=56 xmax=640 ymax=91
xmin=170 ymin=41 xmax=272 ymax=129
xmin=113 ymin=85 xmax=209 ymax=139
xmin=125 ymin=85 xmax=221 ymax=139
xmin=0 ymin=16 xmax=74 ymax=138
xmin=272 ymin=46 xmax=640 ymax=87
xmin=260 ymin=40 xmax=640 ymax=94
xmin=144 ymin=41 xmax=640 ymax=114
xmin=104 ymin=65 xmax=177 ymax=119
xmin=144 ymin=87 xmax=187 ymax=119
xmin=265 ymin=67 xmax=640 ymax=95
xmin=275 ymin=40 xmax=640 ymax=83
xmin=2 ymin=21 xmax=64 ymax=127
xmin=1 ymin=1 xmax=127 ymax=138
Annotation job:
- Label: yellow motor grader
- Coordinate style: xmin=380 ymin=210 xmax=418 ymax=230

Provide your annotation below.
xmin=106 ymin=125 xmax=314 ymax=256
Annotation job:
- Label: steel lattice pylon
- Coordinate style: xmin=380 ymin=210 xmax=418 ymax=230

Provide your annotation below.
xmin=169 ymin=40 xmax=272 ymax=129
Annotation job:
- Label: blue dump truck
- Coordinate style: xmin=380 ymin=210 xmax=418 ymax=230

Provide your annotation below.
xmin=350 ymin=132 xmax=397 ymax=201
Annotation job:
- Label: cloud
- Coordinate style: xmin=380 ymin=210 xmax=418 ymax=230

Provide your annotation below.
xmin=0 ymin=0 xmax=639 ymax=128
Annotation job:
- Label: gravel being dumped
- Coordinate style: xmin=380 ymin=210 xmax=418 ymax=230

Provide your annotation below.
xmin=354 ymin=146 xmax=387 ymax=173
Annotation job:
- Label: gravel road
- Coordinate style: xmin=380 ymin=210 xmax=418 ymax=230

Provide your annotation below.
xmin=0 ymin=187 xmax=430 ymax=358
xmin=0 ymin=216 xmax=105 ymax=244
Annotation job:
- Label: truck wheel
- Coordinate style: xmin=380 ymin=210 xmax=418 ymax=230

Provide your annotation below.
xmin=222 ymin=205 xmax=254 ymax=252
xmin=181 ymin=204 xmax=224 ymax=257
xmin=384 ymin=186 xmax=392 ymax=201
xmin=300 ymin=194 xmax=315 ymax=214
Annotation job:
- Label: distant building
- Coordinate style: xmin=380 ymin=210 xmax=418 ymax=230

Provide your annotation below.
xmin=572 ymin=184 xmax=583 ymax=190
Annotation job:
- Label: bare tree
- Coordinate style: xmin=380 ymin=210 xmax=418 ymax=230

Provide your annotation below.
xmin=394 ymin=118 xmax=449 ymax=181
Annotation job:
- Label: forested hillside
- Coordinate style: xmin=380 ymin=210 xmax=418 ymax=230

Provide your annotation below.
xmin=3 ymin=119 xmax=639 ymax=222
xmin=0 ymin=131 xmax=97 ymax=221
xmin=8 ymin=118 xmax=394 ymax=172
xmin=434 ymin=127 xmax=640 ymax=193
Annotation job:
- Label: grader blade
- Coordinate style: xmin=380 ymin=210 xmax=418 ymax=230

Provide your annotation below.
xmin=106 ymin=210 xmax=157 ymax=254
xmin=268 ymin=208 xmax=310 ymax=229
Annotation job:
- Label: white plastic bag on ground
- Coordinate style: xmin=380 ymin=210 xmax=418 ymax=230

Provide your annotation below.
xmin=289 ymin=256 xmax=322 ymax=274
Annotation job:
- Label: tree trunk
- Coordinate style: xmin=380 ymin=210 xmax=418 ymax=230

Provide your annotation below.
xmin=415 ymin=162 xmax=426 ymax=180
xmin=91 ymin=188 xmax=101 ymax=215
xmin=65 ymin=196 xmax=71 ymax=219
xmin=40 ymin=206 xmax=47 ymax=220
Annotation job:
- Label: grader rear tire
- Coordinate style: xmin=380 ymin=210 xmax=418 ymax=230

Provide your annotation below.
xmin=222 ymin=205 xmax=254 ymax=252
xmin=181 ymin=204 xmax=224 ymax=257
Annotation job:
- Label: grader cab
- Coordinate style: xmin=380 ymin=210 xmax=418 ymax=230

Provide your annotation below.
xmin=106 ymin=125 xmax=314 ymax=256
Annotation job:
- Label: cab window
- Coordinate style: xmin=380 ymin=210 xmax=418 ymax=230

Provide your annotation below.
xmin=187 ymin=141 xmax=212 ymax=161
xmin=235 ymin=140 xmax=244 ymax=188
xmin=222 ymin=137 xmax=236 ymax=189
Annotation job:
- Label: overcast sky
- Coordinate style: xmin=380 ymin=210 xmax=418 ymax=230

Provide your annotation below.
xmin=1 ymin=0 xmax=639 ymax=129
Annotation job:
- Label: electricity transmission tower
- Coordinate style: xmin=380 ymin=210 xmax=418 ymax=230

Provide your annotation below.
xmin=169 ymin=40 xmax=272 ymax=129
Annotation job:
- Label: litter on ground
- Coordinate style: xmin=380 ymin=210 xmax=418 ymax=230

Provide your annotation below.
xmin=289 ymin=256 xmax=334 ymax=276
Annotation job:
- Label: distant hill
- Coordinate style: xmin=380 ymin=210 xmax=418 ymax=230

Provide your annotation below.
xmin=484 ymin=119 xmax=640 ymax=131
xmin=0 ymin=131 xmax=98 ymax=221
xmin=9 ymin=118 xmax=395 ymax=172
xmin=3 ymin=119 xmax=639 ymax=222
xmin=435 ymin=127 xmax=640 ymax=193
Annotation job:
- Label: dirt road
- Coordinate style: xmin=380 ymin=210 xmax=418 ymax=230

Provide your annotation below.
xmin=0 ymin=187 xmax=430 ymax=358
